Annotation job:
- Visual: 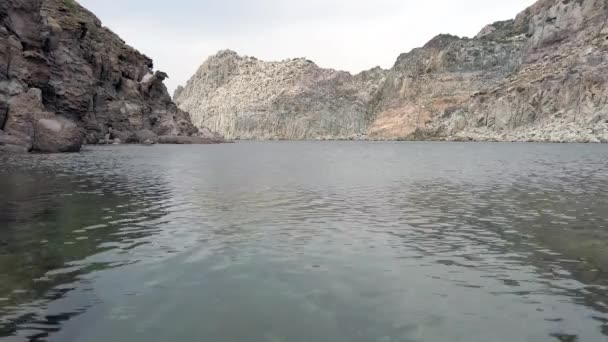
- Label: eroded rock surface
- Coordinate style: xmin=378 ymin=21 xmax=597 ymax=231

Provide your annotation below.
xmin=176 ymin=0 xmax=608 ymax=142
xmin=0 ymin=0 xmax=220 ymax=153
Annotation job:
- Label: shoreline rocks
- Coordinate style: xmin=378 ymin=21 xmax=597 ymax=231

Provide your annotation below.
xmin=33 ymin=116 xmax=82 ymax=153
xmin=157 ymin=136 xmax=224 ymax=145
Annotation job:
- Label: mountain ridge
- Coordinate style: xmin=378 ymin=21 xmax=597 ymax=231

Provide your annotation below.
xmin=175 ymin=0 xmax=608 ymax=142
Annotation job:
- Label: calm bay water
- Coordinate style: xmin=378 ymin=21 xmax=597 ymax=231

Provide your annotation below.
xmin=0 ymin=142 xmax=607 ymax=342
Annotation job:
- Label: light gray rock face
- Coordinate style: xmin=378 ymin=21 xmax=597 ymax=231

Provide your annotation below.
xmin=176 ymin=0 xmax=608 ymax=142
xmin=418 ymin=0 xmax=608 ymax=143
xmin=0 ymin=0 xmax=221 ymax=153
xmin=175 ymin=50 xmax=386 ymax=140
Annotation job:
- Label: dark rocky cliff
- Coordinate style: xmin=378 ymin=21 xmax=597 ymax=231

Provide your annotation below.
xmin=0 ymin=0 xmax=220 ymax=153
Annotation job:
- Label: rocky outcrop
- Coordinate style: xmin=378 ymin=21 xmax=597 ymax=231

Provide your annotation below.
xmin=368 ymin=33 xmax=526 ymax=139
xmin=0 ymin=0 xmax=220 ymax=153
xmin=176 ymin=0 xmax=608 ymax=142
xmin=416 ymin=0 xmax=608 ymax=143
xmin=175 ymin=50 xmax=385 ymax=140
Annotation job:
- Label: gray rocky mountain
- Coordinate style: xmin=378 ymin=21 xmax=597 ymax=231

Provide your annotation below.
xmin=175 ymin=51 xmax=385 ymax=140
xmin=176 ymin=0 xmax=608 ymax=142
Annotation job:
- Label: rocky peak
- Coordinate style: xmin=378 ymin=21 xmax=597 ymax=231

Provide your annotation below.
xmin=174 ymin=50 xmax=386 ymax=140
xmin=422 ymin=34 xmax=462 ymax=49
xmin=215 ymin=49 xmax=240 ymax=58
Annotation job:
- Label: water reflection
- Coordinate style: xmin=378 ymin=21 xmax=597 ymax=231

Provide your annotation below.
xmin=394 ymin=178 xmax=608 ymax=334
xmin=0 ymin=143 xmax=607 ymax=341
xmin=0 ymin=152 xmax=173 ymax=340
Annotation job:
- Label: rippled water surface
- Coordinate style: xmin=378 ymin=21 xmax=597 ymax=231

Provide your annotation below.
xmin=1 ymin=142 xmax=608 ymax=342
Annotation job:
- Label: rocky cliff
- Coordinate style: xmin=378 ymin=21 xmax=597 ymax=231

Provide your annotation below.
xmin=175 ymin=0 xmax=608 ymax=142
xmin=175 ymin=50 xmax=385 ymax=140
xmin=0 ymin=0 xmax=220 ymax=153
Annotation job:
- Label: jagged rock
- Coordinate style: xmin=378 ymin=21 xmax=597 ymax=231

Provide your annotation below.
xmin=0 ymin=0 xmax=221 ymax=153
xmin=176 ymin=0 xmax=608 ymax=143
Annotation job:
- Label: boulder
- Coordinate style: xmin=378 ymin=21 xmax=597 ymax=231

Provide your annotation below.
xmin=0 ymin=130 xmax=31 ymax=153
xmin=32 ymin=116 xmax=83 ymax=153
xmin=110 ymin=130 xmax=134 ymax=143
xmin=134 ymin=129 xmax=159 ymax=144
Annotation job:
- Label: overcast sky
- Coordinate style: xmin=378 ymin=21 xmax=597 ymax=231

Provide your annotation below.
xmin=78 ymin=0 xmax=537 ymax=93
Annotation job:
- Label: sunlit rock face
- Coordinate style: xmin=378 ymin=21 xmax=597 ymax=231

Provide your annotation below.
xmin=176 ymin=0 xmax=608 ymax=142
xmin=0 ymin=0 xmax=219 ymax=153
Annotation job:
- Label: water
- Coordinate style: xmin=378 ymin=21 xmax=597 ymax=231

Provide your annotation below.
xmin=0 ymin=142 xmax=607 ymax=342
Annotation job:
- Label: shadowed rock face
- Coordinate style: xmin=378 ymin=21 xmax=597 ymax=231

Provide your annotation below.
xmin=0 ymin=0 xmax=220 ymax=153
xmin=176 ymin=0 xmax=608 ymax=142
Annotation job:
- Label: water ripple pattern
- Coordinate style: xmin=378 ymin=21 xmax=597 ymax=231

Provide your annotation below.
xmin=0 ymin=142 xmax=607 ymax=342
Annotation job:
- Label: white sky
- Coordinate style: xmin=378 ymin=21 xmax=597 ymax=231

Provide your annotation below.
xmin=78 ymin=0 xmax=537 ymax=93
